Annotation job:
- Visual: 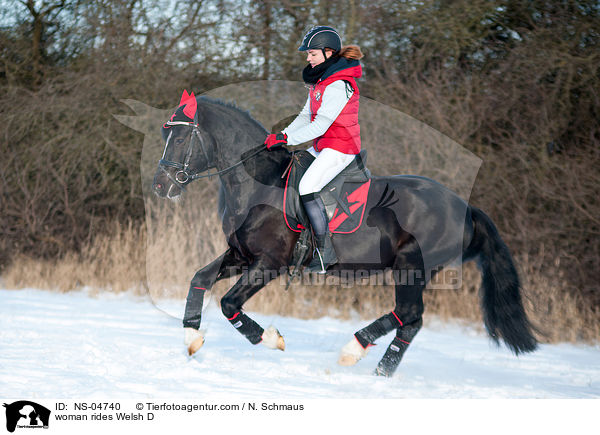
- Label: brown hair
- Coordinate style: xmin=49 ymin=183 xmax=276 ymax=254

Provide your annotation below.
xmin=339 ymin=45 xmax=364 ymax=60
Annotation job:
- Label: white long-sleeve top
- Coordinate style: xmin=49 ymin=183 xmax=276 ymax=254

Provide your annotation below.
xmin=283 ymin=80 xmax=353 ymax=146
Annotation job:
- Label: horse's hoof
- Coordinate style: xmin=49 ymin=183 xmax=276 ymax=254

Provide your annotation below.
xmin=188 ymin=337 xmax=205 ymax=355
xmin=184 ymin=327 xmax=205 ymax=356
xmin=338 ymin=337 xmax=369 ymax=366
xmin=262 ymin=326 xmax=285 ymax=351
xmin=338 ymin=354 xmax=359 ymax=366
xmin=276 ymin=336 xmax=285 ymax=351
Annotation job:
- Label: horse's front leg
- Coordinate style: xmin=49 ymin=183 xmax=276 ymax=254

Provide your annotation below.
xmin=183 ymin=248 xmax=245 ymax=355
xmin=220 ymin=260 xmax=285 ymax=351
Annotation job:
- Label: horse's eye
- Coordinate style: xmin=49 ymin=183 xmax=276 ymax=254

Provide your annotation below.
xmin=175 ymin=138 xmax=185 ymax=145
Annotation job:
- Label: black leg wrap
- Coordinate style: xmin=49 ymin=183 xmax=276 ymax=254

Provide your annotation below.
xmin=355 ymin=312 xmax=403 ymax=348
xmin=183 ymin=286 xmax=206 ymax=329
xmin=374 ymin=319 xmax=422 ymax=377
xmin=374 ymin=337 xmax=410 ymax=377
xmin=228 ymin=312 xmax=264 ymax=345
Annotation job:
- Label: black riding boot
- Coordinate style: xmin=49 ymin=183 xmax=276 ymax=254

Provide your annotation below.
xmin=301 ymin=193 xmax=338 ymax=274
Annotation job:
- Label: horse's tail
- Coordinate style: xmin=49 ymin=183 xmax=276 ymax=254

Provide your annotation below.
xmin=467 ymin=206 xmax=538 ymax=354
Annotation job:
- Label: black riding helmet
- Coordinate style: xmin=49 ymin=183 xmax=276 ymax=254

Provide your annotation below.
xmin=298 ymin=26 xmax=342 ymax=52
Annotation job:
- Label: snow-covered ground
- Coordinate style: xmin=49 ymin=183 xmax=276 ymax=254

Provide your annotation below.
xmin=1 ymin=288 xmax=598 ymax=400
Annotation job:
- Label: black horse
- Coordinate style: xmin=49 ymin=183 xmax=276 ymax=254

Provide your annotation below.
xmin=152 ymin=93 xmax=538 ymax=376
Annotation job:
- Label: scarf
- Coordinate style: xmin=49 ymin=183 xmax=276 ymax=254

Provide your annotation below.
xmin=302 ymin=54 xmax=340 ymax=84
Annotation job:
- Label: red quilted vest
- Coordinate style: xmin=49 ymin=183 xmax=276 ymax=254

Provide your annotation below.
xmin=309 ymin=64 xmax=362 ymax=155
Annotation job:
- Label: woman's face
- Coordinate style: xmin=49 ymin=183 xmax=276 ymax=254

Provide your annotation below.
xmin=306 ymin=49 xmax=330 ymax=68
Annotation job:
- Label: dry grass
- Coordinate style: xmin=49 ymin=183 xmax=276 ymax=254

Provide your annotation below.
xmin=3 ymin=220 xmax=146 ymax=295
xmin=3 ymin=191 xmax=598 ymax=344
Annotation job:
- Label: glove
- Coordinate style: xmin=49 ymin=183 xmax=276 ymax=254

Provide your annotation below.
xmin=264 ymin=132 xmax=288 ymax=150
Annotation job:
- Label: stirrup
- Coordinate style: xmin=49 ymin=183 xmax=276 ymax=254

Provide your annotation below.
xmin=306 ymin=248 xmax=337 ymax=274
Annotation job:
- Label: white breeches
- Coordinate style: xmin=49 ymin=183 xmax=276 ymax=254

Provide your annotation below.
xmin=298 ymin=147 xmax=357 ymax=196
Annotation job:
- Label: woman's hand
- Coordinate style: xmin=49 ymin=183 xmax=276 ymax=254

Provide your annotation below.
xmin=264 ymin=132 xmax=288 ymax=150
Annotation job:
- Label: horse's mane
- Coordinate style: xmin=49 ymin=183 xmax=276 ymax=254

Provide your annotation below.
xmin=198 ymin=96 xmax=267 ymax=133
xmin=195 ymin=95 xmax=287 ymax=186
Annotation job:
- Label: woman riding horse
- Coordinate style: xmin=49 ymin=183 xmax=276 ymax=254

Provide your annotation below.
xmin=264 ymin=25 xmax=364 ymax=274
xmin=153 ymin=28 xmax=538 ymax=377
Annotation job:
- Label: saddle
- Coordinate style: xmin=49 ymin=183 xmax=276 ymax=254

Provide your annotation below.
xmin=283 ymin=149 xmax=371 ymax=234
xmin=283 ymin=150 xmax=372 ymax=284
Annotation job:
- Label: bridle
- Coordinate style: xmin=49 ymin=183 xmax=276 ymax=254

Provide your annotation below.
xmin=159 ymin=120 xmax=212 ymax=188
xmin=158 ymin=120 xmax=265 ymax=190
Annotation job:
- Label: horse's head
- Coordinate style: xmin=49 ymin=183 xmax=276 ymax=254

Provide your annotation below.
xmin=152 ymin=90 xmax=215 ymax=199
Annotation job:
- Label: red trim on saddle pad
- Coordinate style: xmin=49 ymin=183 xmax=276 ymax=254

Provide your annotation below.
xmin=328 ymin=179 xmax=371 ymax=233
xmin=283 ymin=172 xmax=371 ymax=235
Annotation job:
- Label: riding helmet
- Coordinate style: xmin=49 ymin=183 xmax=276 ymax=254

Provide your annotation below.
xmin=298 ymin=26 xmax=342 ymax=52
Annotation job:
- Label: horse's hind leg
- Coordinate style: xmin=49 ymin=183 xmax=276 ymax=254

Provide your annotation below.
xmin=338 ymin=296 xmax=424 ymax=372
xmin=374 ymin=319 xmax=422 ymax=377
xmin=374 ymin=242 xmax=426 ymax=377
xmin=338 ymin=310 xmax=405 ymax=366
xmin=183 ymin=248 xmax=245 ymax=355
xmin=338 ymin=239 xmax=425 ymax=376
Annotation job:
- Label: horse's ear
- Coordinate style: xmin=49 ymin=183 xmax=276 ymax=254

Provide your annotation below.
xmin=179 ymin=89 xmax=191 ymax=107
xmin=182 ymin=92 xmax=197 ymax=120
